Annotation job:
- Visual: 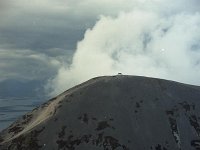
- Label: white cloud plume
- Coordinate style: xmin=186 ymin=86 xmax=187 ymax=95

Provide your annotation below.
xmin=47 ymin=0 xmax=200 ymax=96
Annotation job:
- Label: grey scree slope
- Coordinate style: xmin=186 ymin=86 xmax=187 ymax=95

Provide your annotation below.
xmin=0 ymin=75 xmax=200 ymax=150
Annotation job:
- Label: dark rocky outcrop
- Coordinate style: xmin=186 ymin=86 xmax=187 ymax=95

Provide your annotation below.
xmin=0 ymin=75 xmax=200 ymax=150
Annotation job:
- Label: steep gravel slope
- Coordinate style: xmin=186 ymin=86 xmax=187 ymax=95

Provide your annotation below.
xmin=0 ymin=75 xmax=200 ymax=150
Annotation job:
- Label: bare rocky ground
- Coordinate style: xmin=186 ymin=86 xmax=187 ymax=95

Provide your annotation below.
xmin=0 ymin=75 xmax=200 ymax=150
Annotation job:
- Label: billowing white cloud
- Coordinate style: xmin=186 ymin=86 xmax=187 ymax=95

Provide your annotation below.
xmin=47 ymin=0 xmax=200 ymax=96
xmin=0 ymin=0 xmax=200 ymax=97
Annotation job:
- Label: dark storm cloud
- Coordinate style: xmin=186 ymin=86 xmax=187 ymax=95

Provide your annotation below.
xmin=0 ymin=10 xmax=94 ymax=52
xmin=0 ymin=49 xmax=60 ymax=80
xmin=0 ymin=0 xmax=9 ymax=12
xmin=1 ymin=0 xmax=200 ymax=97
xmin=0 ymin=0 xmax=96 ymax=88
xmin=0 ymin=0 xmax=136 ymax=57
xmin=0 ymin=24 xmax=85 ymax=51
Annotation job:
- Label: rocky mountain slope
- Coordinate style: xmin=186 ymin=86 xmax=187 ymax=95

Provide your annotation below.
xmin=0 ymin=75 xmax=200 ymax=150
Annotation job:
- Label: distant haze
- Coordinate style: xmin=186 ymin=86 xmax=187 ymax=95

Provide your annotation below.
xmin=0 ymin=0 xmax=199 ymax=97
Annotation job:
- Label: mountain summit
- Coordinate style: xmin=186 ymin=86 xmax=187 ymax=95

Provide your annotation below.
xmin=0 ymin=75 xmax=200 ymax=150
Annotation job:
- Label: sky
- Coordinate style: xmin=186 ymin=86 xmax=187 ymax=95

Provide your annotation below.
xmin=0 ymin=0 xmax=200 ymax=98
